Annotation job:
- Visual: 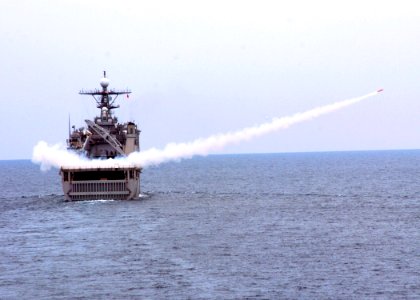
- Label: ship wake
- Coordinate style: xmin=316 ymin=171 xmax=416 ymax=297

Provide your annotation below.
xmin=32 ymin=90 xmax=381 ymax=171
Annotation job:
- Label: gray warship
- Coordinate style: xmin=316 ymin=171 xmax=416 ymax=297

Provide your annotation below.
xmin=60 ymin=72 xmax=141 ymax=200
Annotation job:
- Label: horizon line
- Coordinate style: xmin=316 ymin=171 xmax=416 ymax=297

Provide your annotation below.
xmin=2 ymin=147 xmax=420 ymax=162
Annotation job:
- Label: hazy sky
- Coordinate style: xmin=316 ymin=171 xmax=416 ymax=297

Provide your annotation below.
xmin=1 ymin=0 xmax=419 ymax=160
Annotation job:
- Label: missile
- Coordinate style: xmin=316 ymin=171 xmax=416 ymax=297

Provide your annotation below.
xmin=377 ymin=88 xmax=384 ymax=93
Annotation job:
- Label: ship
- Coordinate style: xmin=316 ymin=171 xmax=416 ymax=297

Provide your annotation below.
xmin=60 ymin=72 xmax=141 ymax=200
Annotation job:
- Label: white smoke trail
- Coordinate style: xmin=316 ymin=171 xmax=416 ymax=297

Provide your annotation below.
xmin=32 ymin=141 xmax=132 ymax=171
xmin=32 ymin=90 xmax=380 ymax=170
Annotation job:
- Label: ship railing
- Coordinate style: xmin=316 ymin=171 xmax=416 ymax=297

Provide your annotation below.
xmin=69 ymin=180 xmax=129 ymax=198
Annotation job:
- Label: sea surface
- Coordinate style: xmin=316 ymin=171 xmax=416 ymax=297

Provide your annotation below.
xmin=0 ymin=151 xmax=419 ymax=299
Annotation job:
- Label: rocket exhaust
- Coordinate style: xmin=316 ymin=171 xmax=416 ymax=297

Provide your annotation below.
xmin=32 ymin=90 xmax=382 ymax=171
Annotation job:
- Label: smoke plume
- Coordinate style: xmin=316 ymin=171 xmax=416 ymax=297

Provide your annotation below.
xmin=32 ymin=90 xmax=380 ymax=170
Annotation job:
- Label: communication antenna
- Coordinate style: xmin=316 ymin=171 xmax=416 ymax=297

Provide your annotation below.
xmin=68 ymin=114 xmax=71 ymax=137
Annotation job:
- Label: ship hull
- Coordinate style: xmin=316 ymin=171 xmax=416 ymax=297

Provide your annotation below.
xmin=60 ymin=167 xmax=141 ymax=201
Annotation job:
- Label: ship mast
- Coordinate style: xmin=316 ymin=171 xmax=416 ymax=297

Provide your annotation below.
xmin=79 ymin=71 xmax=131 ymax=113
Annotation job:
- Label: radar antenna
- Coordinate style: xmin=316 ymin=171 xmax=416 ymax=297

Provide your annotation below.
xmin=79 ymin=71 xmax=131 ymax=111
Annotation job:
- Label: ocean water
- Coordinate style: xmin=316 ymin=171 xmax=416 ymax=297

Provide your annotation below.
xmin=0 ymin=151 xmax=419 ymax=299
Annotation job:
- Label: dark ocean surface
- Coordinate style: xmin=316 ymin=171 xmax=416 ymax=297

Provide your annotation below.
xmin=0 ymin=151 xmax=419 ymax=299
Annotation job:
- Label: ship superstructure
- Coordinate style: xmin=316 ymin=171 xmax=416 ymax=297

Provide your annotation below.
xmin=60 ymin=72 xmax=141 ymax=200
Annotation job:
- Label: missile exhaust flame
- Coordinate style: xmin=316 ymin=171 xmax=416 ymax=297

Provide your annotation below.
xmin=32 ymin=90 xmax=381 ymax=171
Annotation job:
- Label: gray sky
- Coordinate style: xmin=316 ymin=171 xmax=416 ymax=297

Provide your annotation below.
xmin=1 ymin=0 xmax=419 ymax=160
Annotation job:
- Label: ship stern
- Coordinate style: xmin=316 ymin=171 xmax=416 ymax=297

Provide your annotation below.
xmin=60 ymin=167 xmax=141 ymax=201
